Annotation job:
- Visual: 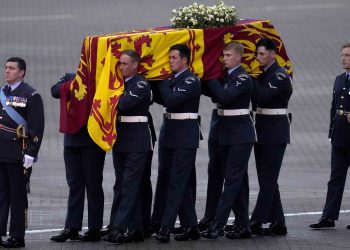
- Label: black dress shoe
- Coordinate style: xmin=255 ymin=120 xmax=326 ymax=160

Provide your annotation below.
xmin=155 ymin=226 xmax=170 ymax=243
xmin=149 ymin=223 xmax=161 ymax=235
xmin=124 ymin=230 xmax=144 ymax=243
xmin=347 ymin=224 xmax=350 ymax=230
xmin=225 ymin=222 xmax=235 ymax=232
xmin=309 ymin=218 xmax=335 ymax=229
xmin=174 ymin=226 xmax=201 ymax=241
xmin=78 ymin=230 xmax=101 ymax=242
xmin=143 ymin=228 xmax=151 ymax=238
xmin=250 ymin=221 xmax=263 ymax=236
xmin=201 ymin=222 xmax=225 ymax=239
xmin=226 ymin=225 xmax=251 ymax=239
xmin=225 ymin=221 xmax=243 ymax=232
xmin=171 ymin=226 xmax=185 ymax=235
xmin=2 ymin=236 xmax=25 ymax=248
xmin=100 ymin=225 xmax=111 ymax=237
xmin=198 ymin=217 xmax=213 ymax=232
xmin=50 ymin=228 xmax=80 ymax=242
xmin=265 ymin=222 xmax=287 ymax=235
xmin=102 ymin=227 xmax=125 ymax=243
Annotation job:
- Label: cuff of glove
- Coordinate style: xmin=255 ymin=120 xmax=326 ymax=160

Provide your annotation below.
xmin=23 ymin=154 xmax=35 ymax=169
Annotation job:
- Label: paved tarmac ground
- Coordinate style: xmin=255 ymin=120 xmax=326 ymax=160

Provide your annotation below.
xmin=1 ymin=0 xmax=350 ymax=249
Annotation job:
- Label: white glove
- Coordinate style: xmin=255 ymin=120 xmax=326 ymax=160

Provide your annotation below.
xmin=23 ymin=154 xmax=34 ymax=169
xmin=329 ymin=138 xmax=332 ymax=143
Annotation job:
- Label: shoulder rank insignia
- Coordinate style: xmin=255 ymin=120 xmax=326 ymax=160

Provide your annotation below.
xmin=177 ymin=87 xmax=186 ymax=92
xmin=238 ymin=74 xmax=249 ymax=81
xmin=185 ymin=76 xmax=196 ymax=85
xmin=276 ymin=72 xmax=287 ymax=81
xmin=137 ymin=81 xmax=147 ymax=88
xmin=129 ymin=91 xmax=139 ymax=97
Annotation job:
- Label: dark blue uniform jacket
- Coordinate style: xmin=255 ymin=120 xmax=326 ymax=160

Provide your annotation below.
xmin=207 ymin=65 xmax=256 ymax=145
xmin=114 ymin=74 xmax=153 ymax=153
xmin=252 ymin=61 xmax=293 ymax=144
xmin=0 ymin=82 xmax=44 ymax=162
xmin=329 ymin=72 xmax=350 ymax=147
xmin=158 ymin=69 xmax=201 ymax=149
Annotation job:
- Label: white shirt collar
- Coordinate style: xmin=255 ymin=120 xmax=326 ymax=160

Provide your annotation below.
xmin=124 ymin=75 xmax=135 ymax=83
xmin=174 ymin=67 xmax=188 ymax=79
xmin=7 ymin=81 xmax=22 ymax=91
xmin=227 ymin=65 xmax=241 ymax=75
xmin=264 ymin=60 xmax=276 ymax=71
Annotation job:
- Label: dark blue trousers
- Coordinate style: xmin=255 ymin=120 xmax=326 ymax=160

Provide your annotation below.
xmin=63 ymin=145 xmax=105 ymax=230
xmin=215 ymin=144 xmax=252 ymax=228
xmin=110 ymin=151 xmax=154 ymax=231
xmin=151 ymin=147 xmax=196 ymax=227
xmin=0 ymin=161 xmax=26 ymax=238
xmin=112 ymin=152 xmax=148 ymax=232
xmin=160 ymin=148 xmax=198 ymax=228
xmin=322 ymin=146 xmax=350 ymax=220
xmin=250 ymin=143 xmax=287 ymax=223
xmin=204 ymin=140 xmax=225 ymax=220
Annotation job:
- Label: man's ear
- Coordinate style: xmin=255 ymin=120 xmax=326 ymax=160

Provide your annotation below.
xmin=182 ymin=57 xmax=188 ymax=65
xmin=271 ymin=50 xmax=276 ymax=58
xmin=133 ymin=61 xmax=139 ymax=70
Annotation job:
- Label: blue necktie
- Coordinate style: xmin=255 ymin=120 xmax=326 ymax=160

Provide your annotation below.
xmin=3 ymin=85 xmax=10 ymax=96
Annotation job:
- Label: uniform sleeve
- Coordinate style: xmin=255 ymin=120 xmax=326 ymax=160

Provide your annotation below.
xmin=51 ymin=73 xmax=76 ymax=99
xmin=118 ymin=80 xmax=151 ymax=111
xmin=201 ymin=80 xmax=214 ymax=98
xmin=254 ymin=72 xmax=292 ymax=105
xmin=50 ymin=82 xmax=61 ymax=98
xmin=147 ymin=112 xmax=157 ymax=145
xmin=251 ymin=78 xmax=259 ymax=111
xmin=159 ymin=77 xmax=201 ymax=109
xmin=329 ymin=79 xmax=337 ymax=138
xmin=208 ymin=76 xmax=252 ymax=105
xmin=25 ymin=93 xmax=45 ymax=158
xmin=150 ymin=80 xmax=164 ymax=105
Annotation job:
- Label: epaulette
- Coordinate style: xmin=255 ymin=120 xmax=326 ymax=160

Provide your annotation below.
xmin=276 ymin=72 xmax=287 ymax=80
xmin=238 ymin=74 xmax=249 ymax=81
xmin=185 ymin=76 xmax=196 ymax=85
xmin=31 ymin=91 xmax=39 ymax=96
xmin=137 ymin=81 xmax=147 ymax=89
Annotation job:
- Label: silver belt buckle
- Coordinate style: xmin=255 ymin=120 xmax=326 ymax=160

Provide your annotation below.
xmin=218 ymin=109 xmax=224 ymax=116
xmin=165 ymin=113 xmax=171 ymax=119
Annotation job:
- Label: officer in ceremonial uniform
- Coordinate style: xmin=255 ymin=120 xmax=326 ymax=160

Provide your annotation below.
xmin=155 ymin=44 xmax=201 ymax=243
xmin=0 ymin=57 xmax=44 ymax=248
xmin=309 ymin=42 xmax=350 ymax=230
xmin=50 ymin=73 xmax=106 ymax=242
xmin=201 ymin=41 xmax=256 ymax=240
xmin=103 ymin=50 xmax=153 ymax=244
xmin=250 ymin=38 xmax=293 ymax=236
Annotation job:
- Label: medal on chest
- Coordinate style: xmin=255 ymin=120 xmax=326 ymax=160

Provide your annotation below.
xmin=6 ymin=95 xmax=27 ymax=107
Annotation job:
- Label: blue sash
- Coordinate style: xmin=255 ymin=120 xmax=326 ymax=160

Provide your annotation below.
xmin=0 ymin=88 xmax=27 ymax=127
